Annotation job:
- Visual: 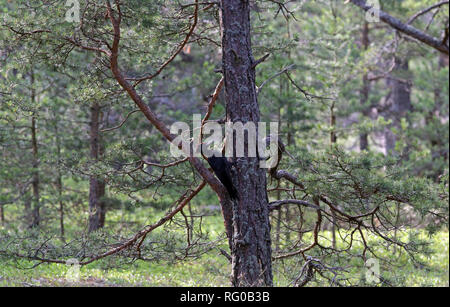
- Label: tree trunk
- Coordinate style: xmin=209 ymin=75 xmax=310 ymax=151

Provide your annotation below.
xmin=428 ymin=53 xmax=449 ymax=180
xmin=359 ymin=21 xmax=371 ymax=151
xmin=384 ymin=57 xmax=411 ymax=155
xmin=88 ymin=102 xmax=106 ymax=232
xmin=0 ymin=204 xmax=4 ymax=225
xmin=274 ymin=207 xmax=282 ymax=252
xmin=54 ymin=122 xmax=65 ymax=241
xmin=221 ymin=0 xmax=273 ymax=287
xmin=330 ymin=102 xmax=337 ymax=249
xmin=98 ymin=135 xmax=106 ymax=228
xmin=30 ymin=70 xmax=40 ymax=228
xmin=57 ymin=173 xmax=65 ymax=240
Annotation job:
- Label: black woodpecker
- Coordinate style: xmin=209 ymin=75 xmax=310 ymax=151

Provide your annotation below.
xmin=206 ymin=155 xmax=239 ymax=200
xmin=201 ymin=142 xmax=239 ymax=201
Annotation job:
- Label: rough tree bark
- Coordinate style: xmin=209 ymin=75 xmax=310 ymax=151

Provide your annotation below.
xmin=221 ymin=0 xmax=273 ymax=287
xmin=88 ymin=102 xmax=106 ymax=232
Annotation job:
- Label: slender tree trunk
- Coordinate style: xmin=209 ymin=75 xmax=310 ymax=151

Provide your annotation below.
xmin=359 ymin=22 xmax=371 ymax=151
xmin=274 ymin=68 xmax=284 ymax=253
xmin=98 ymin=180 xmax=106 ymax=228
xmin=0 ymin=204 xmax=4 ymax=225
xmin=57 ymin=173 xmax=65 ymax=240
xmin=297 ymin=205 xmax=304 ymax=242
xmin=384 ymin=57 xmax=412 ymax=155
xmin=98 ymin=135 xmax=106 ymax=228
xmin=284 ymin=28 xmax=292 ymax=243
xmin=330 ymin=102 xmax=337 ymax=145
xmin=275 ymin=207 xmax=282 ymax=252
xmin=54 ymin=122 xmax=65 ymax=241
xmin=286 ymin=17 xmax=294 ymax=149
xmin=428 ymin=53 xmax=449 ymax=179
xmin=393 ymin=202 xmax=400 ymax=254
xmin=88 ymin=102 xmax=106 ymax=232
xmin=221 ymin=0 xmax=273 ymax=287
xmin=30 ymin=70 xmax=40 ymax=228
xmin=330 ymin=101 xmax=337 ymax=249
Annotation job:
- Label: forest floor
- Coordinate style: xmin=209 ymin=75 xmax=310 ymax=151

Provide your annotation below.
xmin=0 ymin=230 xmax=448 ymax=287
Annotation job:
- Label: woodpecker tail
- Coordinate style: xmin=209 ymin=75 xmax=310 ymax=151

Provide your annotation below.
xmin=228 ymin=186 xmax=239 ymax=201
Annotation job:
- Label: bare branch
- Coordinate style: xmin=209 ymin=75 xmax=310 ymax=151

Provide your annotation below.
xmin=269 ymin=199 xmax=320 ymax=211
xmin=101 ymin=109 xmax=140 ymax=132
xmin=256 ymin=64 xmax=296 ymax=95
xmin=127 ymin=1 xmax=200 ymax=86
xmin=252 ymin=53 xmax=271 ymax=68
xmin=406 ymin=1 xmax=449 ymax=25
xmin=349 ymin=0 xmax=449 ymax=55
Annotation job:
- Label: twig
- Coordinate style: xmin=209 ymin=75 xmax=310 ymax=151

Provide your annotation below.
xmin=101 ymin=109 xmax=140 ymax=132
xmin=350 ymin=0 xmax=449 ymax=55
xmin=406 ymin=1 xmax=449 ymax=25
xmin=256 ymin=64 xmax=296 ymax=95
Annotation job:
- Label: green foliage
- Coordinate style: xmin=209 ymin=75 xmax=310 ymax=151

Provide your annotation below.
xmin=0 ymin=0 xmax=448 ymax=287
xmin=0 ymin=228 xmax=447 ymax=287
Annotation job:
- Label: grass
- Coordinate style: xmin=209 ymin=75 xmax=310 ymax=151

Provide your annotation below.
xmin=0 ymin=229 xmax=448 ymax=287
